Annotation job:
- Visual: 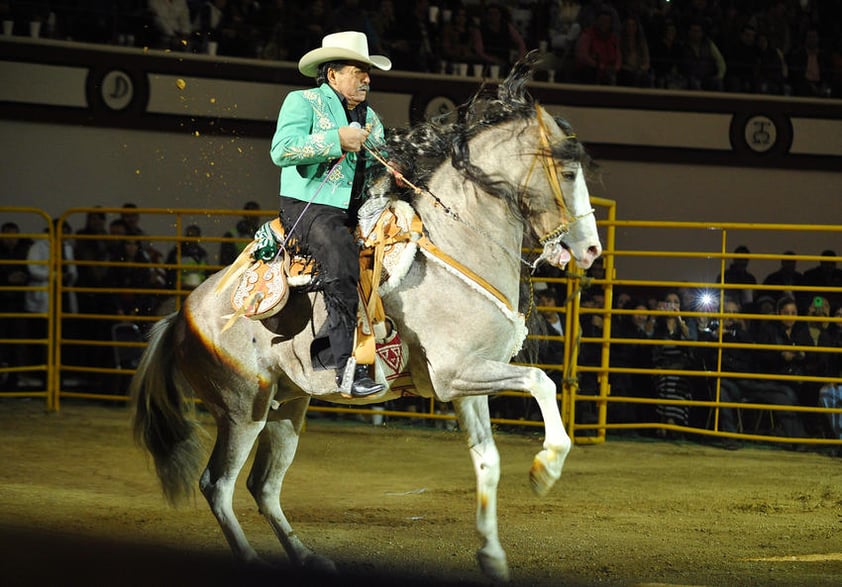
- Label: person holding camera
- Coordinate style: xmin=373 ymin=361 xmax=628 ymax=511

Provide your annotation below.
xmin=651 ymin=290 xmax=696 ymax=437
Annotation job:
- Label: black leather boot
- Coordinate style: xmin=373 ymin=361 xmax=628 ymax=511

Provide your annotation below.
xmin=337 ymin=365 xmax=384 ymax=398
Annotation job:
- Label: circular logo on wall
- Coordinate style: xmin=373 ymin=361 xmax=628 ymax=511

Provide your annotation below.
xmin=729 ymin=112 xmax=792 ymax=161
xmin=86 ymin=66 xmax=149 ymax=116
xmin=743 ymin=115 xmax=777 ymax=153
xmin=423 ymin=96 xmax=458 ymax=122
xmin=101 ymin=70 xmax=134 ymax=111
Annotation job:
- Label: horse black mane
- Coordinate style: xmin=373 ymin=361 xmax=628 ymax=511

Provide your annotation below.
xmin=382 ymin=51 xmax=590 ymax=205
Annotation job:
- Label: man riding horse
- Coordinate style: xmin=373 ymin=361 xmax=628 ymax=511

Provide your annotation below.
xmin=270 ymin=31 xmax=392 ymax=398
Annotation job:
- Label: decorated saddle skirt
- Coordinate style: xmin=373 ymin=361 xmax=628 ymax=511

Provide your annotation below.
xmin=218 ymin=197 xmax=420 ymax=385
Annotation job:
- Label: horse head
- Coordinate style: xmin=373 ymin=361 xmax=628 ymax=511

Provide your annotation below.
xmin=524 ymin=105 xmax=602 ymax=271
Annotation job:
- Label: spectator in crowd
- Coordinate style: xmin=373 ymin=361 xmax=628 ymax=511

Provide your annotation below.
xmin=618 ymin=13 xmax=652 ymax=87
xmin=0 ymin=222 xmax=32 ymax=390
xmin=285 ymin=0 xmax=326 ymax=61
xmin=576 ymin=290 xmax=605 ymax=431
xmin=387 ymin=0 xmax=439 ymax=73
xmin=762 ymin=250 xmax=804 ymax=307
xmin=546 ymin=0 xmax=582 ymax=82
xmin=804 ymin=296 xmax=835 ymax=421
xmin=724 ymin=23 xmax=759 ymax=93
xmin=257 ymin=0 xmax=293 ymax=60
xmin=650 ymin=18 xmax=686 ymax=89
xmin=831 ymin=37 xmax=842 ymax=99
xmin=165 ymin=223 xmax=210 ymax=290
xmin=755 ymin=296 xmax=814 ymax=408
xmin=219 ymin=200 xmax=260 ymax=266
xmin=788 ymin=26 xmax=831 ymax=97
xmin=217 ymin=0 xmax=262 ymax=57
xmin=533 ymin=282 xmax=565 ymax=410
xmin=74 ymin=209 xmax=110 ymax=313
xmin=438 ymin=4 xmax=480 ymax=72
xmin=750 ymin=0 xmax=791 ymax=58
xmin=802 ymin=249 xmax=842 ymax=309
xmin=574 ymin=8 xmax=621 ymax=85
xmin=120 ymin=202 xmax=163 ymax=263
xmin=25 ymin=219 xmax=78 ymax=384
xmin=681 ymin=19 xmax=726 ymax=91
xmin=104 ymin=236 xmax=160 ymax=317
xmin=717 ymin=245 xmax=757 ymax=312
xmin=755 ymin=31 xmax=789 ymax=94
xmin=610 ymin=298 xmax=654 ymax=425
xmin=818 ymin=304 xmax=842 ymax=447
xmin=714 ymin=298 xmax=807 ymax=450
xmin=326 ymin=0 xmax=382 ymax=54
xmin=679 ymin=0 xmax=722 ymax=43
xmin=72 ymin=208 xmax=111 ymax=374
xmin=472 ymin=2 xmax=527 ymax=76
xmin=193 ymin=0 xmax=230 ymax=55
xmin=651 ymin=290 xmax=696 ymax=438
xmin=148 ymin=0 xmax=193 ymax=50
xmin=577 ymin=0 xmax=620 ymax=36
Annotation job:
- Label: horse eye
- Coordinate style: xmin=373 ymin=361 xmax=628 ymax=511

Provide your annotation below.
xmin=562 ymin=171 xmax=576 ymax=181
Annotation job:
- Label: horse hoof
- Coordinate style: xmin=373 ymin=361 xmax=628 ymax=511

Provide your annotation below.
xmin=477 ymin=549 xmax=511 ymax=583
xmin=302 ymin=552 xmax=337 ymax=575
xmin=529 ymin=448 xmax=563 ymax=497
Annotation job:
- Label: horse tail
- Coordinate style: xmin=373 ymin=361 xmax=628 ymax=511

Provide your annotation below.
xmin=130 ymin=312 xmax=205 ymax=506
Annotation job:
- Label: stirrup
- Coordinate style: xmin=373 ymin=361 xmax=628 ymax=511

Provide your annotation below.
xmin=337 ymin=357 xmax=357 ymax=396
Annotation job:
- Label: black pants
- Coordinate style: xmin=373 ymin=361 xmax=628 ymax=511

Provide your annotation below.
xmin=279 ymin=196 xmax=358 ymax=372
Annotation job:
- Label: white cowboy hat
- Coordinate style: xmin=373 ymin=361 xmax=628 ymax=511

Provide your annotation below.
xmin=298 ymin=31 xmax=392 ymax=78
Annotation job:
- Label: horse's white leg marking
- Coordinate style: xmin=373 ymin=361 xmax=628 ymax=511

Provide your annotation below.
xmin=453 ymin=396 xmax=510 ymax=583
xmin=200 ymin=418 xmax=266 ymax=564
xmin=448 ymin=360 xmax=571 ymax=496
xmin=246 ymin=397 xmax=336 ymax=574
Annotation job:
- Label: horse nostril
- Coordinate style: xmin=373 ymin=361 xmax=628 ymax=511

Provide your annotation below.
xmin=587 ymin=245 xmax=602 ymax=259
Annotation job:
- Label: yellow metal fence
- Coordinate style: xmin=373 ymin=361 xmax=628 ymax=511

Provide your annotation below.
xmin=1 ymin=205 xmax=840 ymax=452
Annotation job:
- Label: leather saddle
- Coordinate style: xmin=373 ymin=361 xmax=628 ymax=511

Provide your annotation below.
xmin=219 ymin=198 xmax=420 ymax=372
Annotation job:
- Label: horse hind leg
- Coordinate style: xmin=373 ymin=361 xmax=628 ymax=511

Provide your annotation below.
xmin=246 ymin=397 xmax=337 ymax=575
xmin=452 ymin=396 xmax=510 ymax=583
xmin=200 ymin=417 xmax=267 ymax=564
xmin=449 ymin=360 xmax=571 ymax=497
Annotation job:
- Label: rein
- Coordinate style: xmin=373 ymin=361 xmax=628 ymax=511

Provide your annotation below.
xmin=360 ymin=105 xmax=589 ymax=313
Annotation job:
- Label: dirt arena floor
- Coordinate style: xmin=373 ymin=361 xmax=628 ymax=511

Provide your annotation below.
xmin=1 ymin=399 xmax=841 ymax=587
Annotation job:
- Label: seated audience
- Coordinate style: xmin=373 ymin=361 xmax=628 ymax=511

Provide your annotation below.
xmin=574 ymin=8 xmax=620 ymax=85
xmin=717 ymin=245 xmax=757 ymax=312
xmin=681 ymin=20 xmax=726 ymax=91
xmin=472 ymin=2 xmax=527 ymax=76
xmin=714 ymin=298 xmax=807 ymax=450
xmin=650 ymin=18 xmax=686 ymax=89
xmin=148 ymin=0 xmax=193 ymax=51
xmin=219 ymin=200 xmax=260 ymax=266
xmin=618 ymin=14 xmax=652 ymax=87
xmin=788 ymin=26 xmax=831 ymax=97
xmin=165 ymin=224 xmax=210 ymax=290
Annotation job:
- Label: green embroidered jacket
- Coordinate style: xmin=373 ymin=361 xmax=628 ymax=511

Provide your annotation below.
xmin=270 ymin=84 xmax=386 ymax=209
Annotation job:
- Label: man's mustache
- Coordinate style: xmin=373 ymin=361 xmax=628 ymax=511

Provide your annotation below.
xmin=357 ymin=84 xmax=370 ymax=92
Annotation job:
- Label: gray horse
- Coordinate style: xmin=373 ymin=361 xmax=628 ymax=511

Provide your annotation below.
xmin=131 ymin=56 xmax=602 ymax=583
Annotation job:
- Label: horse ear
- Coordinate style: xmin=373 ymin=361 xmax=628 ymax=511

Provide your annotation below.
xmin=497 ymin=50 xmax=541 ymax=105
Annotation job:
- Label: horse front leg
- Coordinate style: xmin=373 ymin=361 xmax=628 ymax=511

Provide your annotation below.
xmin=247 ymin=396 xmax=337 ymax=574
xmin=448 ymin=361 xmax=571 ymax=497
xmin=452 ymin=396 xmax=509 ymax=583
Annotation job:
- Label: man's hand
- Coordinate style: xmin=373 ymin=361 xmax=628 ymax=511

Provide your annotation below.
xmin=338 ymin=125 xmax=369 ymax=152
